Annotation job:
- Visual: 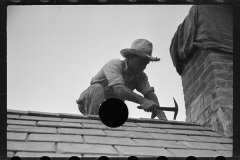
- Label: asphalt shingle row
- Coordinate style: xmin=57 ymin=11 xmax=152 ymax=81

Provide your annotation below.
xmin=7 ymin=118 xmax=223 ymax=137
xmin=6 ymin=124 xmax=200 ymax=139
xmin=7 ymin=125 xmax=232 ymax=144
xmin=7 ymin=131 xmax=232 ymax=149
xmin=7 ymin=113 xmax=212 ymax=131
xmin=8 ymin=150 xmax=233 ymax=158
xmin=7 ymin=141 xmax=231 ymax=157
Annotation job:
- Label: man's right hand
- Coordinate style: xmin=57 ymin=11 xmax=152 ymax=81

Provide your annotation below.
xmin=137 ymin=99 xmax=158 ymax=112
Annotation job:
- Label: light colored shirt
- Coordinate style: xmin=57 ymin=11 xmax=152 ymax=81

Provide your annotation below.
xmin=90 ymin=59 xmax=154 ymax=100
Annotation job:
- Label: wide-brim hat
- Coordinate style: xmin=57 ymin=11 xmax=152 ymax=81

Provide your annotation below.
xmin=120 ymin=39 xmax=160 ymax=62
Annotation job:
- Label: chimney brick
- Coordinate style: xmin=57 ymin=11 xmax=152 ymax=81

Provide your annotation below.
xmin=181 ymin=62 xmax=191 ymax=80
xmin=183 ymin=78 xmax=193 ymax=94
xmin=209 ymin=53 xmax=233 ymax=63
xmin=206 ymin=72 xmax=215 ymax=86
xmin=180 ymin=49 xmax=233 ymax=137
xmin=204 ymin=81 xmax=216 ymax=96
xmin=214 ymin=70 xmax=233 ymax=80
xmin=217 ymin=88 xmax=233 ymax=100
xmin=215 ymin=79 xmax=233 ymax=88
xmin=196 ymin=50 xmax=209 ymax=66
xmin=185 ymin=93 xmax=196 ymax=109
xmin=190 ymin=49 xmax=202 ymax=66
xmin=200 ymin=63 xmax=215 ymax=83
xmin=195 ymin=81 xmax=207 ymax=98
xmin=192 ymin=64 xmax=205 ymax=83
xmin=186 ymin=64 xmax=198 ymax=81
xmin=185 ymin=79 xmax=200 ymax=100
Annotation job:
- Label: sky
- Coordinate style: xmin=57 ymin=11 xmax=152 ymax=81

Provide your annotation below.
xmin=7 ymin=5 xmax=193 ymax=122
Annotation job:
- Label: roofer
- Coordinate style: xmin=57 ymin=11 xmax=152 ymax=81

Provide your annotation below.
xmin=76 ymin=39 xmax=168 ymax=120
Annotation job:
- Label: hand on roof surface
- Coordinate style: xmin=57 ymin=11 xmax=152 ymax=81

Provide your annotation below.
xmin=149 ymin=105 xmax=168 ymax=121
xmin=138 ymin=100 xmax=168 ymax=120
xmin=153 ymin=109 xmax=168 ymax=120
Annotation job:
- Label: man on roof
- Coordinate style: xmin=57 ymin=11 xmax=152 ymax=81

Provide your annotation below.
xmin=76 ymin=39 xmax=168 ymax=120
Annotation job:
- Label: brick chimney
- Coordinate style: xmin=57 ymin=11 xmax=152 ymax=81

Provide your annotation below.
xmin=181 ymin=49 xmax=233 ymax=137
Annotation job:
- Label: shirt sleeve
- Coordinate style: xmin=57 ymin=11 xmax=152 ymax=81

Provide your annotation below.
xmin=102 ymin=59 xmax=125 ymax=87
xmin=136 ymin=72 xmax=154 ymax=96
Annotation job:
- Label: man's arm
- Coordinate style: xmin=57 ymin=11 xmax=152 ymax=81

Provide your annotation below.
xmin=144 ymin=91 xmax=159 ymax=106
xmin=112 ymin=84 xmax=158 ymax=112
xmin=112 ymin=84 xmax=145 ymax=104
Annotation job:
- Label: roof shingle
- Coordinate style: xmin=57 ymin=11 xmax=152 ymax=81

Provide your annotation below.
xmin=27 ymin=133 xmax=84 ymax=143
xmin=8 ymin=125 xmax=57 ymax=134
xmin=148 ymin=132 xmax=197 ymax=142
xmin=7 ymin=114 xmax=20 ymax=119
xmin=115 ymin=146 xmax=174 ymax=156
xmin=178 ymin=141 xmax=232 ymax=151
xmin=62 ymin=118 xmax=101 ymax=124
xmin=58 ymin=128 xmax=106 ymax=136
xmin=7 ymin=141 xmax=55 ymax=152
xmin=7 ymin=132 xmax=28 ymax=141
xmin=167 ymin=149 xmax=223 ymax=157
xmin=7 ymin=109 xmax=233 ymax=157
xmin=132 ymin=139 xmax=188 ymax=149
xmin=20 ymin=115 xmax=62 ymax=122
xmin=37 ymin=121 xmax=82 ymax=128
xmin=15 ymin=152 xmax=82 ymax=157
xmin=57 ymin=143 xmax=119 ymax=155
xmin=7 ymin=119 xmax=36 ymax=126
xmin=83 ymin=136 xmax=138 ymax=146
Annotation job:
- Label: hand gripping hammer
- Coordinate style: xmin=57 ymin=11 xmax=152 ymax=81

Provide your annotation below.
xmin=139 ymin=97 xmax=179 ymax=120
xmin=153 ymin=97 xmax=179 ymax=120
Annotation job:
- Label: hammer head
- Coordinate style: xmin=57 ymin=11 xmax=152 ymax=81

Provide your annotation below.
xmin=173 ymin=97 xmax=179 ymax=120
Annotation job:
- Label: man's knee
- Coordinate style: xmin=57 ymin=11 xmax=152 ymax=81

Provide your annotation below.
xmin=83 ymin=84 xmax=105 ymax=115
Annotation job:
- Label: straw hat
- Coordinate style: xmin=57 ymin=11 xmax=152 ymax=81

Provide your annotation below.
xmin=120 ymin=39 xmax=160 ymax=62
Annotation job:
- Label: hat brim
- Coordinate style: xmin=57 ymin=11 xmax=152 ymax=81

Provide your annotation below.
xmin=120 ymin=49 xmax=160 ymax=62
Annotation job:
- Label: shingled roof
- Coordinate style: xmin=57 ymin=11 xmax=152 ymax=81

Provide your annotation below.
xmin=7 ymin=109 xmax=233 ymax=158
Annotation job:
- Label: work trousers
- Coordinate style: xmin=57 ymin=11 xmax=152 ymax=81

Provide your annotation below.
xmin=76 ymin=83 xmax=106 ymax=115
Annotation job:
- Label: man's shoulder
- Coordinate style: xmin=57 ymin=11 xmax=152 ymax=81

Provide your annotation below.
xmin=138 ymin=71 xmax=148 ymax=79
xmin=107 ymin=58 xmax=123 ymax=64
xmin=104 ymin=59 xmax=124 ymax=67
xmin=139 ymin=71 xmax=147 ymax=76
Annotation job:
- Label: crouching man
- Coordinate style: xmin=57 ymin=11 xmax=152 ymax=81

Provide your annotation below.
xmin=76 ymin=39 xmax=167 ymax=120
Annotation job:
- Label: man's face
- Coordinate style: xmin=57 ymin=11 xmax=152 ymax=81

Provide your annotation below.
xmin=128 ymin=56 xmax=150 ymax=74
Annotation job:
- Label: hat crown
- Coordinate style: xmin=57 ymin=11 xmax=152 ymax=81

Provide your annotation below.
xmin=120 ymin=39 xmax=160 ymax=62
xmin=131 ymin=39 xmax=153 ymax=56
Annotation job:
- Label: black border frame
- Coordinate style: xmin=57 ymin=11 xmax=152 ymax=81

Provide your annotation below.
xmin=1 ymin=0 xmax=239 ymax=159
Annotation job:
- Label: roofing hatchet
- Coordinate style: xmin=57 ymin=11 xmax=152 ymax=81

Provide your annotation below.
xmin=138 ymin=97 xmax=179 ymax=120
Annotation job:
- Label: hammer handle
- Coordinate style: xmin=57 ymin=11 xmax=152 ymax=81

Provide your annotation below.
xmin=155 ymin=106 xmax=176 ymax=112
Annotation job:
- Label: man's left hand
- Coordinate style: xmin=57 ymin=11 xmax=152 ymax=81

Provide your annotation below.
xmin=150 ymin=106 xmax=168 ymax=120
xmin=151 ymin=112 xmax=157 ymax=119
xmin=138 ymin=105 xmax=157 ymax=118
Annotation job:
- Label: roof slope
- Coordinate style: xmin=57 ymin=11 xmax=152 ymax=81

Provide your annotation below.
xmin=7 ymin=109 xmax=233 ymax=158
